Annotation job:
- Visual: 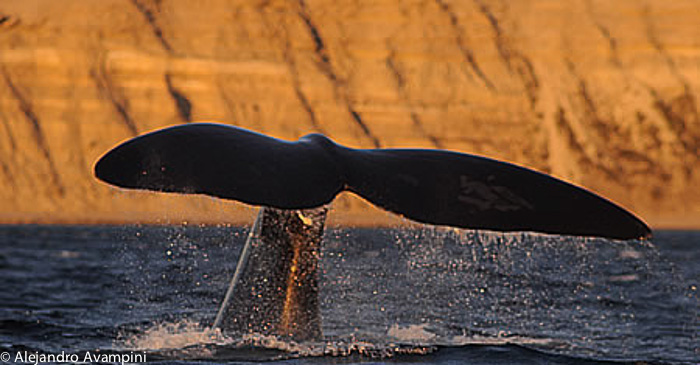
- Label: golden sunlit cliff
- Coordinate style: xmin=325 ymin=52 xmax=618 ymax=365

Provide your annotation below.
xmin=0 ymin=0 xmax=699 ymax=228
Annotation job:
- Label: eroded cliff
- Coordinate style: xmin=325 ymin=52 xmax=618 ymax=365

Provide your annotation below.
xmin=1 ymin=0 xmax=699 ymax=227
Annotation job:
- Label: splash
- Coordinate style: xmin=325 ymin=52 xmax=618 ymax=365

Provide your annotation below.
xmin=121 ymin=320 xmax=228 ymax=351
xmin=119 ymin=320 xmax=437 ymax=360
xmin=387 ymin=323 xmax=558 ymax=348
xmin=234 ymin=334 xmax=436 ymax=359
xmin=111 ymin=225 xmax=697 ymax=362
xmin=387 ymin=324 xmax=436 ymax=342
xmin=447 ymin=332 xmax=558 ymax=347
xmin=122 ymin=319 xmax=548 ymax=360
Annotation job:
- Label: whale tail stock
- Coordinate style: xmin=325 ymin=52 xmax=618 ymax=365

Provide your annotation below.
xmin=212 ymin=206 xmax=327 ymax=342
xmin=93 ymin=123 xmax=651 ymax=342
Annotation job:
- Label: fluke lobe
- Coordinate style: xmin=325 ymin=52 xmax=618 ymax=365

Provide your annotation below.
xmin=94 ymin=123 xmax=651 ymax=342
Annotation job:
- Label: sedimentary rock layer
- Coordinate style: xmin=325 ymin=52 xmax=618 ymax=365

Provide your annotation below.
xmin=1 ymin=0 xmax=699 ymax=228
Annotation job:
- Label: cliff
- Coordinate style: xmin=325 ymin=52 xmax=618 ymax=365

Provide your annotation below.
xmin=1 ymin=0 xmax=699 ymax=228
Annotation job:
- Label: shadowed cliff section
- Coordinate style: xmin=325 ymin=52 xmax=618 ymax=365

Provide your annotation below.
xmin=0 ymin=0 xmax=699 ymax=227
xmin=1 ymin=68 xmax=64 ymax=197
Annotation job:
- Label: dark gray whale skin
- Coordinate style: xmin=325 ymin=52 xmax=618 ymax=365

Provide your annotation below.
xmin=94 ymin=123 xmax=651 ymax=342
xmin=94 ymin=123 xmax=650 ymax=240
xmin=216 ymin=206 xmax=328 ymax=342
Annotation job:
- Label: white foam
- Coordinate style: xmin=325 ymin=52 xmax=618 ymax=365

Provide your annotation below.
xmin=386 ymin=323 xmax=556 ymax=348
xmin=125 ymin=320 xmax=554 ymax=360
xmin=447 ymin=332 xmax=556 ymax=347
xmin=120 ymin=321 xmax=437 ymax=360
xmin=387 ymin=323 xmax=436 ymax=342
xmin=122 ymin=320 xmax=228 ymax=351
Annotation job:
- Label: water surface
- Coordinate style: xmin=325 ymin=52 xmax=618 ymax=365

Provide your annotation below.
xmin=0 ymin=225 xmax=697 ymax=364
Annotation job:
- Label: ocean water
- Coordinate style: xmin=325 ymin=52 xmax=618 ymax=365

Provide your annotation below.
xmin=0 ymin=224 xmax=697 ymax=364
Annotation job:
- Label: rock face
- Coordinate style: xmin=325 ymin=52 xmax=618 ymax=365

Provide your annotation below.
xmin=0 ymin=0 xmax=699 ymax=227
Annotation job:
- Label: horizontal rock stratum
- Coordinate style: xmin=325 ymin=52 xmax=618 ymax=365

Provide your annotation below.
xmin=0 ymin=0 xmax=699 ymax=228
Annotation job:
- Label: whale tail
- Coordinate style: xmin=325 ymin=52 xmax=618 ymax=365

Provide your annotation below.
xmin=93 ymin=122 xmax=652 ymax=342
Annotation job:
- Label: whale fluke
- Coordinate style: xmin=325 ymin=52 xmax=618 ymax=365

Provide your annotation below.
xmin=95 ymin=123 xmax=650 ymax=240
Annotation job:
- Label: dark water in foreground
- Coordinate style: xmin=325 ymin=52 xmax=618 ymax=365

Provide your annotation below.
xmin=0 ymin=225 xmax=697 ymax=364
